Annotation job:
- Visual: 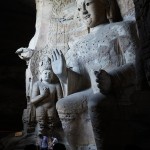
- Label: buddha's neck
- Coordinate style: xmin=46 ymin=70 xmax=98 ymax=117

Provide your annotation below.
xmin=90 ymin=23 xmax=109 ymax=33
xmin=42 ymin=80 xmax=51 ymax=84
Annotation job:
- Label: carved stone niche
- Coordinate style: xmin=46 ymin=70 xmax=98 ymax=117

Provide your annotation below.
xmin=16 ymin=0 xmax=140 ymax=150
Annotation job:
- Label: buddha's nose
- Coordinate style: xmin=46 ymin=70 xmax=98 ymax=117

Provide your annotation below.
xmin=82 ymin=3 xmax=88 ymax=15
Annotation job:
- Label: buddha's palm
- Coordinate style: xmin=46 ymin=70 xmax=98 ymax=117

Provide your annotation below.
xmin=51 ymin=49 xmax=66 ymax=77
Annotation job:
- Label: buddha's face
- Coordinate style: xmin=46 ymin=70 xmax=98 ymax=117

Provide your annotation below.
xmin=41 ymin=70 xmax=53 ymax=82
xmin=77 ymin=0 xmax=107 ymax=28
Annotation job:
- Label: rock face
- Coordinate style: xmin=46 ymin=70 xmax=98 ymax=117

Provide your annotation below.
xmin=133 ymin=0 xmax=150 ymax=89
xmin=3 ymin=0 xmax=150 ymax=150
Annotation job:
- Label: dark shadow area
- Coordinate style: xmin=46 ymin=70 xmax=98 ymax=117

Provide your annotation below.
xmin=0 ymin=0 xmax=36 ymax=137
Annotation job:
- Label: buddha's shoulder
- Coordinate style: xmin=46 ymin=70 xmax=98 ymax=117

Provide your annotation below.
xmin=90 ymin=21 xmax=136 ymax=35
xmin=110 ymin=20 xmax=136 ymax=29
xmin=104 ymin=21 xmax=136 ymax=36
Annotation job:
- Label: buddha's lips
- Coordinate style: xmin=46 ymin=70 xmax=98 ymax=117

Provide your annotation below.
xmin=83 ymin=14 xmax=91 ymax=20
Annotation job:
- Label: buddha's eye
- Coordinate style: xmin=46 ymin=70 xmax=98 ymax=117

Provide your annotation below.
xmin=86 ymin=3 xmax=89 ymax=6
xmin=78 ymin=8 xmax=81 ymax=11
xmin=86 ymin=2 xmax=93 ymax=6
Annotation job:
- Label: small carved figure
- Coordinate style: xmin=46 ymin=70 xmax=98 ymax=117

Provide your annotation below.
xmin=31 ymin=56 xmax=63 ymax=136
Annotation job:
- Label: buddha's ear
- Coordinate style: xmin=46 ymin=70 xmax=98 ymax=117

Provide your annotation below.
xmin=40 ymin=76 xmax=42 ymax=82
xmin=106 ymin=6 xmax=113 ymax=23
xmin=39 ymin=74 xmax=42 ymax=82
xmin=106 ymin=0 xmax=123 ymax=22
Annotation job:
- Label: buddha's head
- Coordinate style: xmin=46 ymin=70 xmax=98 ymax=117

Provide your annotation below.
xmin=76 ymin=0 xmax=122 ymax=28
xmin=40 ymin=69 xmax=54 ymax=83
xmin=39 ymin=56 xmax=54 ymax=83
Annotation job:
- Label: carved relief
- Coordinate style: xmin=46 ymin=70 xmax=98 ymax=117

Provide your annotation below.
xmin=16 ymin=0 xmax=139 ymax=149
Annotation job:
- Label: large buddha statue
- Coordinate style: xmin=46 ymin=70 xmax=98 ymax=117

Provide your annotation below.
xmin=50 ymin=0 xmax=139 ymax=149
xmin=15 ymin=0 xmax=138 ymax=149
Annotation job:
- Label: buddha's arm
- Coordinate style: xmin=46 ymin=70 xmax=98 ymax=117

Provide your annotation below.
xmin=109 ymin=23 xmax=138 ymax=91
xmin=51 ymin=50 xmax=84 ymax=96
xmin=107 ymin=30 xmax=137 ymax=94
xmin=111 ymin=29 xmax=137 ymax=88
xmin=118 ymin=21 xmax=139 ymax=64
xmin=96 ymin=25 xmax=138 ymax=95
xmin=56 ymin=83 xmax=63 ymax=100
xmin=31 ymin=82 xmax=48 ymax=105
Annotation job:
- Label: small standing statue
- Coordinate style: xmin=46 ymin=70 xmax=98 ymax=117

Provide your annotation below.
xmin=31 ymin=56 xmax=63 ymax=136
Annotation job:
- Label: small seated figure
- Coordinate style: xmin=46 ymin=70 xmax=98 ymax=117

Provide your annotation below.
xmin=31 ymin=56 xmax=63 ymax=136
